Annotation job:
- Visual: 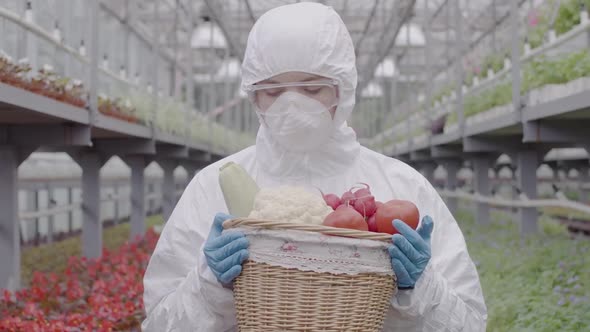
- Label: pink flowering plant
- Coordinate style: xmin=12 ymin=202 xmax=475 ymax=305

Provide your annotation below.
xmin=0 ymin=229 xmax=159 ymax=331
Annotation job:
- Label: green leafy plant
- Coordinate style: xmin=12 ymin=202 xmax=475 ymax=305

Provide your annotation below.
xmin=464 ymin=82 xmax=513 ymax=118
xmin=444 ymin=49 xmax=590 ymax=128
xmin=542 ymin=206 xmax=590 ymax=221
xmin=98 ymin=95 xmax=139 ymax=123
xmin=0 ymin=54 xmax=31 ymax=87
xmin=156 ymin=97 xmax=186 ymax=135
xmin=527 ymin=6 xmax=551 ymax=49
xmin=523 ymin=50 xmax=590 ymax=92
xmin=186 ymin=112 xmax=255 ymax=153
xmin=32 ymin=65 xmax=89 ymax=108
xmin=554 ymin=0 xmax=590 ymax=36
xmin=465 ymin=72 xmax=474 ymax=87
xmin=444 ymin=83 xmax=511 ymax=128
xmin=0 ymin=57 xmax=87 ymax=109
xmin=128 ymin=90 xmax=155 ymax=125
xmin=479 ymin=52 xmax=508 ymax=79
xmin=431 ymin=85 xmax=454 ymax=106
xmin=456 ymin=207 xmax=590 ymax=331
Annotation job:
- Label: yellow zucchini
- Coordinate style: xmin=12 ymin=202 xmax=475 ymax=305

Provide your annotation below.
xmin=218 ymin=162 xmax=260 ymax=217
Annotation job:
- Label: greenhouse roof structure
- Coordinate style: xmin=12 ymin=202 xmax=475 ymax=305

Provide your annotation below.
xmin=95 ymin=0 xmax=520 ymax=84
xmin=0 ymin=0 xmax=580 ymax=144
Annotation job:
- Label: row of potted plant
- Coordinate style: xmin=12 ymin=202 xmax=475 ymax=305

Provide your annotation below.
xmin=188 ymin=112 xmax=256 ymax=153
xmin=445 ymin=49 xmax=590 ymax=127
xmin=369 ymin=1 xmax=590 ymax=149
xmin=0 ymin=52 xmax=142 ymax=124
xmin=0 ymin=52 xmax=256 ymax=152
xmin=372 ymin=49 xmax=590 ymax=144
xmin=431 ymin=0 xmax=590 ymax=110
xmin=0 ymin=54 xmax=87 ymax=109
xmin=98 ymin=95 xmax=141 ymax=124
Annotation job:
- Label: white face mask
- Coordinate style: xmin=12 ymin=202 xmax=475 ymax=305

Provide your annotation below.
xmin=257 ymin=91 xmax=335 ymax=152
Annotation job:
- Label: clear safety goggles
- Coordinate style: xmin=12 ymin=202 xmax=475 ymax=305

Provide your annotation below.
xmin=244 ymin=79 xmax=339 ymax=111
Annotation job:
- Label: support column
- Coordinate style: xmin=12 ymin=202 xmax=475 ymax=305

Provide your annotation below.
xmin=62 ymin=0 xmax=73 ymax=77
xmin=443 ymin=160 xmax=461 ymax=215
xmin=472 ymin=155 xmax=492 ymax=225
xmin=421 ymin=162 xmax=437 ymax=185
xmin=113 ymin=184 xmax=120 ymax=225
xmin=26 ymin=189 xmax=40 ymax=244
xmin=47 ymin=186 xmax=55 ymax=244
xmin=552 ymin=166 xmax=560 ymax=182
xmin=186 ymin=166 xmax=198 ymax=184
xmin=510 ymin=166 xmax=520 ymax=214
xmin=509 ymin=166 xmax=518 ymax=199
xmin=25 ymin=1 xmax=39 ymax=72
xmin=88 ymin=0 xmax=100 ymax=125
xmin=423 ymin=0 xmax=433 ymax=131
xmin=454 ymin=0 xmax=465 ymax=134
xmin=0 ymin=147 xmax=20 ymax=291
xmin=150 ymin=1 xmax=160 ymax=136
xmin=578 ymin=164 xmax=588 ymax=203
xmin=184 ymin=4 xmax=195 ymax=145
xmin=147 ymin=182 xmax=155 ymax=214
xmin=126 ymin=156 xmax=147 ymax=239
xmin=517 ymin=150 xmax=539 ymax=235
xmin=182 ymin=163 xmax=199 ymax=186
xmin=79 ymin=152 xmax=102 ymax=258
xmin=510 ymin=0 xmax=522 ymax=116
xmin=67 ymin=186 xmax=73 ymax=234
xmin=584 ymin=145 xmax=590 ymax=200
xmin=160 ymin=159 xmax=177 ymax=221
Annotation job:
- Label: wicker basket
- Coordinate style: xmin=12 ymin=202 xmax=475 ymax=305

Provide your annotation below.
xmin=223 ymin=218 xmax=396 ymax=332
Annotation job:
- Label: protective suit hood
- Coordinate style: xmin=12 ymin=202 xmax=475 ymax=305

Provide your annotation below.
xmin=241 ymin=2 xmax=360 ymax=180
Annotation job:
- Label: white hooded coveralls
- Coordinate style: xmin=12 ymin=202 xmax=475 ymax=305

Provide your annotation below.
xmin=142 ymin=3 xmax=487 ymax=331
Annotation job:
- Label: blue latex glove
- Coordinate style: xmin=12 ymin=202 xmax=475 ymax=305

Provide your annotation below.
xmin=203 ymin=213 xmax=250 ymax=286
xmin=388 ymin=215 xmax=434 ymax=289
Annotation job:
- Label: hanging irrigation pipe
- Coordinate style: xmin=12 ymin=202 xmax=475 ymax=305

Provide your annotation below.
xmin=438 ymin=189 xmax=590 ymax=215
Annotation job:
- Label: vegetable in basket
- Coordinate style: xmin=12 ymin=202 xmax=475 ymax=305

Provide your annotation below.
xmin=219 ymin=161 xmax=260 ymax=217
xmin=220 ymin=161 xmax=333 ymax=225
xmin=248 ymin=186 xmax=333 ymax=224
xmin=322 ymin=205 xmax=368 ymax=231
xmin=320 ymin=183 xmax=420 ymax=235
xmin=375 ymin=200 xmax=420 ymax=235
xmin=319 ymin=183 xmax=434 ymax=291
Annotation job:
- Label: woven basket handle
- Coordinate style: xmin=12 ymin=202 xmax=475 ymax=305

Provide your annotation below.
xmin=223 ymin=218 xmax=393 ymax=242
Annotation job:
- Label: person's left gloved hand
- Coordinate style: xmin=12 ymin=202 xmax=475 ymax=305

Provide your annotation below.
xmin=388 ymin=215 xmax=434 ymax=290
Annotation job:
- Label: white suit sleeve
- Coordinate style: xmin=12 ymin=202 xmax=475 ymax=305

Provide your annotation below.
xmin=387 ymin=177 xmax=488 ymax=331
xmin=142 ymin=175 xmax=237 ymax=332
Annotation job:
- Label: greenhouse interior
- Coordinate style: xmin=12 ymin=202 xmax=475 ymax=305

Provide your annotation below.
xmin=0 ymin=0 xmax=589 ymax=330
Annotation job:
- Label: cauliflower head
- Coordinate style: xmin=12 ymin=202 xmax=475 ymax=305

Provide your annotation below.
xmin=248 ymin=186 xmax=332 ymax=224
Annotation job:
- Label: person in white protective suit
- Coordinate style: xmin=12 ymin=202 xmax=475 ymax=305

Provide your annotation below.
xmin=142 ymin=2 xmax=487 ymax=331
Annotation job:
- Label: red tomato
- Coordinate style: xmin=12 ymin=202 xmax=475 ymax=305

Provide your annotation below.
xmin=323 ymin=206 xmax=368 ymax=231
xmin=375 ymin=201 xmax=384 ymax=210
xmin=375 ymin=200 xmax=419 ymax=234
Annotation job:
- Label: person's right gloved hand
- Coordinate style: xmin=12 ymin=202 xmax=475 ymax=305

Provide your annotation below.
xmin=203 ymin=213 xmax=250 ymax=286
